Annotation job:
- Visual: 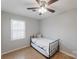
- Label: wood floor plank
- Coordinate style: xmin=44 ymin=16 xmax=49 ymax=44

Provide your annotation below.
xmin=2 ymin=47 xmax=75 ymax=59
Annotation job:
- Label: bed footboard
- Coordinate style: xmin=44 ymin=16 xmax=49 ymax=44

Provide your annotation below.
xmin=49 ymin=39 xmax=59 ymax=58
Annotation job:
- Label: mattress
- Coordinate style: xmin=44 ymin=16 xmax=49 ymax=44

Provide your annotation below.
xmin=32 ymin=38 xmax=57 ymax=46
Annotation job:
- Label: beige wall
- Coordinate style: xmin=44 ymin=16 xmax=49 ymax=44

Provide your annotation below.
xmin=1 ymin=11 xmax=40 ymax=54
xmin=40 ymin=9 xmax=77 ymax=57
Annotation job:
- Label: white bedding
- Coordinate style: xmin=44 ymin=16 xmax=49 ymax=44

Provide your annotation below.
xmin=31 ymin=38 xmax=58 ymax=54
xmin=32 ymin=38 xmax=57 ymax=46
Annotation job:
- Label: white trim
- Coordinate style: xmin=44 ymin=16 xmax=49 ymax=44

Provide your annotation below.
xmin=1 ymin=46 xmax=29 ymax=55
xmin=60 ymin=50 xmax=76 ymax=58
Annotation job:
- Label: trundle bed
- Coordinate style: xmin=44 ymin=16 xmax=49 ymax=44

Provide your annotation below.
xmin=30 ymin=36 xmax=59 ymax=59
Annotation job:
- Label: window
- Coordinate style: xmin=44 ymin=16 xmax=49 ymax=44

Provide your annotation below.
xmin=11 ymin=19 xmax=25 ymax=40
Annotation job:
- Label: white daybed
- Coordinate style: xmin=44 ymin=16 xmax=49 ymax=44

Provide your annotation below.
xmin=30 ymin=37 xmax=59 ymax=59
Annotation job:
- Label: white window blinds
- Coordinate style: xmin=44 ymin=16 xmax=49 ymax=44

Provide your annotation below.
xmin=11 ymin=20 xmax=25 ymax=40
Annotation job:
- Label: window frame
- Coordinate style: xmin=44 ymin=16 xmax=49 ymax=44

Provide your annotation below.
xmin=11 ymin=19 xmax=26 ymax=40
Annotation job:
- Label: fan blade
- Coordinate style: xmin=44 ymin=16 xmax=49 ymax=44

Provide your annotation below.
xmin=39 ymin=13 xmax=42 ymax=15
xmin=32 ymin=9 xmax=36 ymax=12
xmin=27 ymin=7 xmax=39 ymax=10
xmin=36 ymin=0 xmax=40 ymax=4
xmin=47 ymin=8 xmax=55 ymax=13
xmin=48 ymin=0 xmax=58 ymax=5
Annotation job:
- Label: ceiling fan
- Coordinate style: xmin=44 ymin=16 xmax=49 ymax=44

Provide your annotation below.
xmin=27 ymin=0 xmax=58 ymax=15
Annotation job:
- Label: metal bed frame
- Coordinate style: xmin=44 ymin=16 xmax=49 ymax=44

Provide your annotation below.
xmin=30 ymin=36 xmax=60 ymax=59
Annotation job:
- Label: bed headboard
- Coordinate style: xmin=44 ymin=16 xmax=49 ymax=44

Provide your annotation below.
xmin=30 ymin=34 xmax=43 ymax=38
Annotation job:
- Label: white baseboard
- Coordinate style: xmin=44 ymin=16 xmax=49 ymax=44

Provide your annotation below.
xmin=60 ymin=50 xmax=76 ymax=58
xmin=1 ymin=46 xmax=29 ymax=55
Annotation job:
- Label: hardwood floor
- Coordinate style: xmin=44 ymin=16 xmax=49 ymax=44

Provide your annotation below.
xmin=2 ymin=47 xmax=75 ymax=59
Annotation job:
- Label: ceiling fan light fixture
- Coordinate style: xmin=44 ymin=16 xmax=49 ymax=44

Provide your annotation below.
xmin=27 ymin=0 xmax=57 ymax=15
xmin=38 ymin=7 xmax=47 ymax=14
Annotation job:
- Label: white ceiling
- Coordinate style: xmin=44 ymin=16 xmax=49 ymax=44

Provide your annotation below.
xmin=1 ymin=0 xmax=77 ymax=19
